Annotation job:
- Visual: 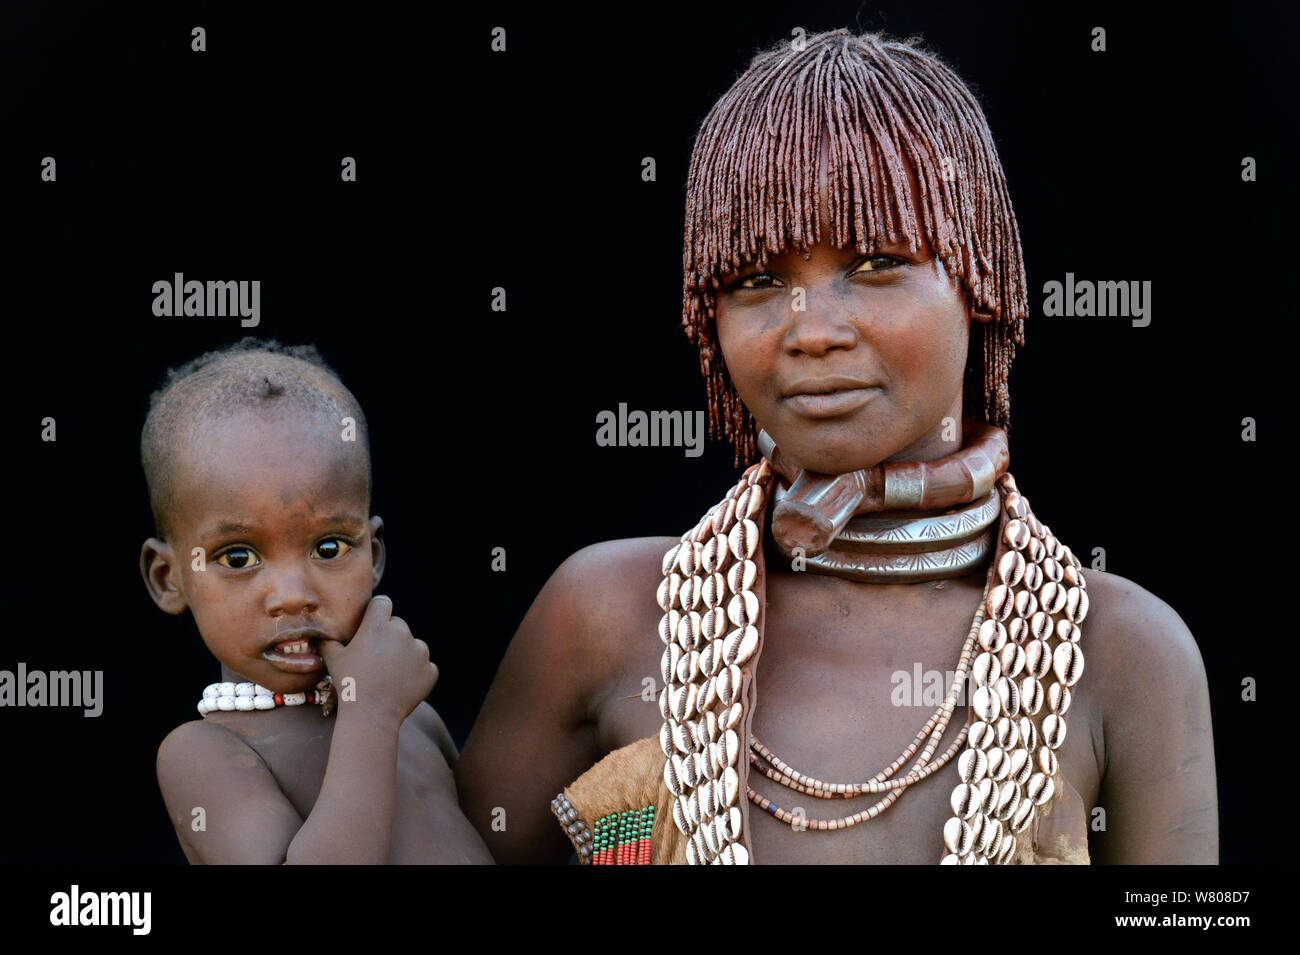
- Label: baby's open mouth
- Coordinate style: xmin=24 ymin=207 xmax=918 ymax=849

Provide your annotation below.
xmin=270 ymin=638 xmax=317 ymax=656
xmin=263 ymin=636 xmax=326 ymax=672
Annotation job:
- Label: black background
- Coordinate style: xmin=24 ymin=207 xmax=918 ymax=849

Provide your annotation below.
xmin=1 ymin=0 xmax=1292 ymax=866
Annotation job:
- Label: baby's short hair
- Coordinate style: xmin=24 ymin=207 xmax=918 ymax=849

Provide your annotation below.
xmin=141 ymin=337 xmax=372 ymax=541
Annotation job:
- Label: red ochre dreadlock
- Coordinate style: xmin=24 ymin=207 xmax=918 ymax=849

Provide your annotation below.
xmin=682 ymin=28 xmax=1028 ymax=468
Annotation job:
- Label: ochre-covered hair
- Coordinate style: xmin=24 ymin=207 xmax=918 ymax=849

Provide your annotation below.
xmin=682 ymin=28 xmax=1028 ymax=467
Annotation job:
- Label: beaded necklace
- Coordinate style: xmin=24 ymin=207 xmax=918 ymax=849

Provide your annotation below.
xmin=654 ymin=429 xmax=1088 ymax=865
xmin=197 ymin=676 xmax=335 ymax=717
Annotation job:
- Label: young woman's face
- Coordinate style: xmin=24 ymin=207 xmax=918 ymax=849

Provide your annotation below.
xmin=714 ymin=159 xmax=979 ymax=474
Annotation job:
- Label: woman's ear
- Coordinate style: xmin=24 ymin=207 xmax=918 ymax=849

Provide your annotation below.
xmin=140 ymin=538 xmax=188 ymax=614
xmin=368 ymin=515 xmax=386 ymax=588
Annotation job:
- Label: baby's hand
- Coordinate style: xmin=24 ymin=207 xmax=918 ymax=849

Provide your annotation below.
xmin=319 ymin=595 xmax=438 ymax=725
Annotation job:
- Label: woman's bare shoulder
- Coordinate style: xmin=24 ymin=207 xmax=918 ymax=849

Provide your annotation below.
xmin=550 ymin=536 xmax=681 ymax=629
xmin=1074 ymin=567 xmax=1208 ymax=722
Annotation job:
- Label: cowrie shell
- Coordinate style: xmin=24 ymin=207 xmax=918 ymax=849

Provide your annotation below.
xmin=1012 ymin=799 xmax=1035 ymax=834
xmin=673 ymin=720 xmax=694 ymax=755
xmin=701 ymin=534 xmax=729 ymax=574
xmin=1019 ymin=676 xmax=1043 ymax=715
xmin=998 ymin=549 xmax=1026 ymax=586
xmin=1066 ymin=586 xmax=1089 ymax=624
xmin=1038 ymin=746 xmax=1058 ymax=777
xmin=972 ymin=685 xmax=1000 ymax=721
xmin=1056 ymin=619 xmax=1081 ymax=643
xmin=944 ymin=817 xmax=973 ymax=855
xmin=676 ymin=540 xmax=701 ymax=577
xmin=675 ymin=649 xmax=700 ymax=684
xmin=716 ymin=664 xmax=742 ymax=706
xmin=985 ymin=746 xmax=1008 ymax=781
xmin=999 ymin=642 xmax=1025 ymax=680
xmin=1048 ymin=683 xmax=1072 ymax=715
xmin=658 ymin=610 xmax=680 ymax=646
xmin=972 ymin=652 xmax=1000 ymax=688
xmin=1014 ymin=590 xmax=1037 ymax=619
xmin=661 ymin=643 xmax=681 ymax=686
xmin=958 ymin=748 xmax=988 ymax=783
xmin=723 ymin=702 xmax=743 ymax=730
xmin=656 ymin=573 xmax=681 ymax=612
xmin=1007 ymin=748 xmax=1032 ymax=785
xmin=659 ymin=721 xmax=675 ymax=758
xmin=726 ymin=559 xmax=757 ymax=594
xmin=986 ymin=584 xmax=1014 ymax=622
xmin=728 ymin=518 xmax=760 ymax=560
xmin=664 ymin=754 xmax=684 ymax=796
xmin=719 ymin=729 xmax=740 ymax=768
xmin=1022 ymin=563 xmax=1043 ymax=592
xmin=702 ymin=608 xmax=727 ymax=642
xmin=996 ymin=676 xmax=1020 ymax=717
xmin=723 ymin=626 xmax=759 ymax=667
xmin=677 ymin=575 xmax=702 ymax=611
xmin=727 ymin=590 xmax=759 ymax=628
xmin=676 ymin=611 xmax=702 ymax=652
xmin=1025 ymin=639 xmax=1052 ymax=679
xmin=674 ymin=796 xmax=694 ymax=835
xmin=978 ymin=619 xmax=1007 ymax=653
xmin=978 ymin=816 xmax=1002 ymax=856
xmin=950 ymin=783 xmax=979 ymax=819
xmin=721 ymin=767 xmax=740 ymax=806
xmin=1003 ymin=520 xmax=1030 ymax=550
xmin=1039 ymin=581 xmax=1066 ymax=615
xmin=1027 ymin=771 xmax=1055 ymax=806
xmin=1018 ymin=716 xmax=1037 ymax=751
xmin=701 ymin=572 xmax=726 ymax=609
xmin=1053 ymin=641 xmax=1085 ymax=686
xmin=714 ymin=497 xmax=737 ymax=535
xmin=995 ymin=780 xmax=1020 ymax=820
xmin=1043 ymin=713 xmax=1067 ymax=749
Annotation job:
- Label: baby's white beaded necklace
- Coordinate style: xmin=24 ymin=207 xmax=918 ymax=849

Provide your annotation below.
xmin=197 ymin=676 xmax=335 ymax=716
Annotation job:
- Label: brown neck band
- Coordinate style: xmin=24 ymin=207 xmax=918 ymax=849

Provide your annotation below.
xmin=757 ymin=421 xmax=1010 ymax=558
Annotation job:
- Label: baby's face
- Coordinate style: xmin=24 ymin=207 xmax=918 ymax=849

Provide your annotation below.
xmin=166 ymin=406 xmax=379 ymax=694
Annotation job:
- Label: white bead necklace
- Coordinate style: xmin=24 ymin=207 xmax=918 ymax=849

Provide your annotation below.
xmin=197 ymin=676 xmax=335 ymax=716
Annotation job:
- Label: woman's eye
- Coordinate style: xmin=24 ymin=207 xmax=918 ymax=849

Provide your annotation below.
xmin=853 ymin=254 xmax=901 ymax=274
xmin=215 ymin=547 xmax=260 ymax=569
xmin=313 ymin=538 xmax=353 ymax=560
xmin=733 ymin=272 xmax=784 ymax=289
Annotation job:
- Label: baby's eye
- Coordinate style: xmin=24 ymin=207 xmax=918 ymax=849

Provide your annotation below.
xmin=313 ymin=538 xmax=353 ymax=560
xmin=852 ymin=254 xmax=902 ymax=274
xmin=215 ymin=547 xmax=260 ymax=569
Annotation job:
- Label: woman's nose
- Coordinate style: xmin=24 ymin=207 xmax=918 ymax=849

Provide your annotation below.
xmin=783 ymin=296 xmax=859 ymax=356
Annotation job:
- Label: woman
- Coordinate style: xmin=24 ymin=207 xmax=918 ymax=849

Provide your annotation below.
xmin=456 ymin=27 xmax=1217 ymax=864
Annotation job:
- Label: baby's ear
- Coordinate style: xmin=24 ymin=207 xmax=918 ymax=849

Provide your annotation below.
xmin=368 ymin=516 xmax=386 ymax=587
xmin=140 ymin=538 xmax=188 ymax=614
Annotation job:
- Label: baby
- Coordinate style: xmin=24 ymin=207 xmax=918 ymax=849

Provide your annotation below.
xmin=141 ymin=338 xmax=491 ymax=863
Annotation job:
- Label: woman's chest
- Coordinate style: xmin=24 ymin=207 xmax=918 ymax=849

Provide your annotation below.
xmin=602 ymin=571 xmax=1103 ymax=863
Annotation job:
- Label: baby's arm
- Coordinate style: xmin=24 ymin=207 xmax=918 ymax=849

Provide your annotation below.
xmin=157 ymin=719 xmax=305 ymax=864
xmin=158 ymin=595 xmax=437 ymax=864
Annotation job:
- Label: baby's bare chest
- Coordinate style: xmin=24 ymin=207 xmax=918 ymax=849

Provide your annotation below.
xmin=230 ymin=714 xmax=460 ymax=863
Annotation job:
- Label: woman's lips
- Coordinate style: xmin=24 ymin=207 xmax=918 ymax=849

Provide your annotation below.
xmin=783 ymin=386 xmax=881 ymax=418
